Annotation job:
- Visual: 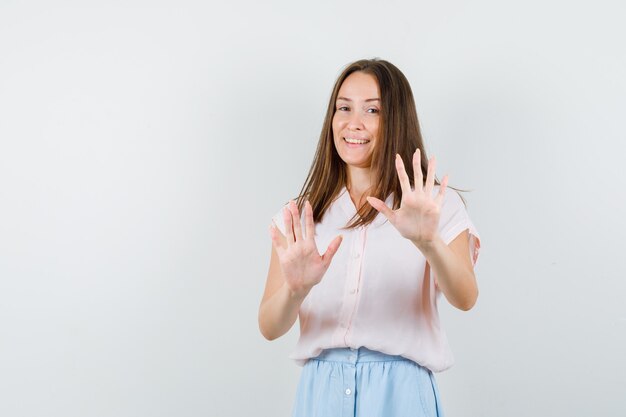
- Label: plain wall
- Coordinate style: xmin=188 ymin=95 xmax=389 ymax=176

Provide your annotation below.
xmin=1 ymin=1 xmax=625 ymax=416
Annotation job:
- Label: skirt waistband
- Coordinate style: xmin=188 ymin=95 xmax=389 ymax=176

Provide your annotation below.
xmin=312 ymin=347 xmax=410 ymax=364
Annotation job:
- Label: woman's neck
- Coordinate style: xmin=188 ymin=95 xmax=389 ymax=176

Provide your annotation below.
xmin=346 ymin=166 xmax=373 ymax=210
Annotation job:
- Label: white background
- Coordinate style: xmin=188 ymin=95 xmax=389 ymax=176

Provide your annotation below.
xmin=1 ymin=1 xmax=625 ymax=416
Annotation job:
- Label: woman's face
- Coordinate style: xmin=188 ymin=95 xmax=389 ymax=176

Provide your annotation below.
xmin=332 ymin=71 xmax=381 ymax=170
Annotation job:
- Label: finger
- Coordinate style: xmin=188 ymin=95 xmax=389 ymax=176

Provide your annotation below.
xmin=413 ymin=148 xmax=424 ymax=192
xmin=395 ymin=154 xmax=412 ymax=196
xmin=321 ymin=234 xmax=343 ymax=266
xmin=366 ymin=196 xmax=396 ymax=223
xmin=289 ymin=200 xmax=304 ymax=242
xmin=283 ymin=205 xmax=295 ymax=246
xmin=304 ymin=200 xmax=315 ymax=241
xmin=435 ymin=174 xmax=448 ymax=206
xmin=424 ymin=156 xmax=436 ymax=197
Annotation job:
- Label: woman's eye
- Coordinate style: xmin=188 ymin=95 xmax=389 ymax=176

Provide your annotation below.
xmin=367 ymin=108 xmax=380 ymax=114
xmin=337 ymin=106 xmax=349 ymax=111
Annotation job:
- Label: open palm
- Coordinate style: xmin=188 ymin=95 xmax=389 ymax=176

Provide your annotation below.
xmin=270 ymin=200 xmax=343 ymax=297
xmin=366 ymin=149 xmax=448 ymax=246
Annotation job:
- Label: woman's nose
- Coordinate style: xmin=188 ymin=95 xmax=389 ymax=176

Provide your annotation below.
xmin=347 ymin=112 xmax=365 ymax=130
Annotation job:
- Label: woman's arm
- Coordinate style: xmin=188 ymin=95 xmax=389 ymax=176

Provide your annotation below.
xmin=258 ymin=201 xmax=343 ymax=340
xmin=366 ymin=150 xmax=479 ymax=311
xmin=258 ymin=244 xmax=308 ymax=341
xmin=416 ymin=229 xmax=478 ymax=311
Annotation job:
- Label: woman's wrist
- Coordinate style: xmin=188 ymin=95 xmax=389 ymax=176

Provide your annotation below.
xmin=411 ymin=234 xmax=444 ymax=255
xmin=284 ymin=282 xmax=311 ymax=302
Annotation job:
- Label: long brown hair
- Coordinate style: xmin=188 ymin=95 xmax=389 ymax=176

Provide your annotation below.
xmin=296 ymin=58 xmax=456 ymax=229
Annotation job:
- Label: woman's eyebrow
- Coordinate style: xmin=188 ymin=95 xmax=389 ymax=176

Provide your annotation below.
xmin=336 ymin=97 xmax=381 ymax=102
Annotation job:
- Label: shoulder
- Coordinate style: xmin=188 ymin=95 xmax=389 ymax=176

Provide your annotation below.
xmin=270 ymin=202 xmax=291 ymax=235
xmin=436 ymin=186 xmax=466 ymax=211
xmin=435 ymin=185 xmax=480 ymax=246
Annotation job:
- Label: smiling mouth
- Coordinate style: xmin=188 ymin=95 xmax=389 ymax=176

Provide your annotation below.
xmin=343 ymin=137 xmax=370 ymax=144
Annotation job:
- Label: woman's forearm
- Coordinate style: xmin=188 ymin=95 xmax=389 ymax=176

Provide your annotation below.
xmin=258 ymin=283 xmax=308 ymax=341
xmin=415 ymin=235 xmax=478 ymax=311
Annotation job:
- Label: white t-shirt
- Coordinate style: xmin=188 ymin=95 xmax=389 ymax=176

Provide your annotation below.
xmin=271 ymin=186 xmax=481 ymax=372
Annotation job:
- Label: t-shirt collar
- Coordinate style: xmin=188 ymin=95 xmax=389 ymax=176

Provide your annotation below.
xmin=337 ymin=186 xmax=394 ymax=228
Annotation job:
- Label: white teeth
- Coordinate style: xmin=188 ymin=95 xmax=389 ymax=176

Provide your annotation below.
xmin=344 ymin=137 xmax=370 ymax=144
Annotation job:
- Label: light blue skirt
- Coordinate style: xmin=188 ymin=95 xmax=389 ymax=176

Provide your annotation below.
xmin=291 ymin=347 xmax=445 ymax=417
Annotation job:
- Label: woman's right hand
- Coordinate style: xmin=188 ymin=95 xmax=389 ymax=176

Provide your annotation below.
xmin=269 ymin=200 xmax=343 ymax=299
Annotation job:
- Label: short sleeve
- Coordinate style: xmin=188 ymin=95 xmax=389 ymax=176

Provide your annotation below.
xmin=271 ymin=204 xmax=289 ymax=236
xmin=270 ymin=203 xmax=306 ymax=238
xmin=437 ymin=189 xmax=481 ymax=268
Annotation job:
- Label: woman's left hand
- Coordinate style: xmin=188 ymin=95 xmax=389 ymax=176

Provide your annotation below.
xmin=366 ymin=149 xmax=448 ymax=248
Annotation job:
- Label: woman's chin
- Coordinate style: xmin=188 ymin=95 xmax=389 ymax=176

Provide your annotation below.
xmin=341 ymin=159 xmax=372 ymax=170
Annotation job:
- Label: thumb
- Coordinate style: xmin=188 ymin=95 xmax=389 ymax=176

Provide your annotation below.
xmin=321 ymin=234 xmax=343 ymax=265
xmin=366 ymin=196 xmax=395 ymax=222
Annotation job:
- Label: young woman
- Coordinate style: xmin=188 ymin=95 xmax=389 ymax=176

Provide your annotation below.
xmin=258 ymin=59 xmax=481 ymax=417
